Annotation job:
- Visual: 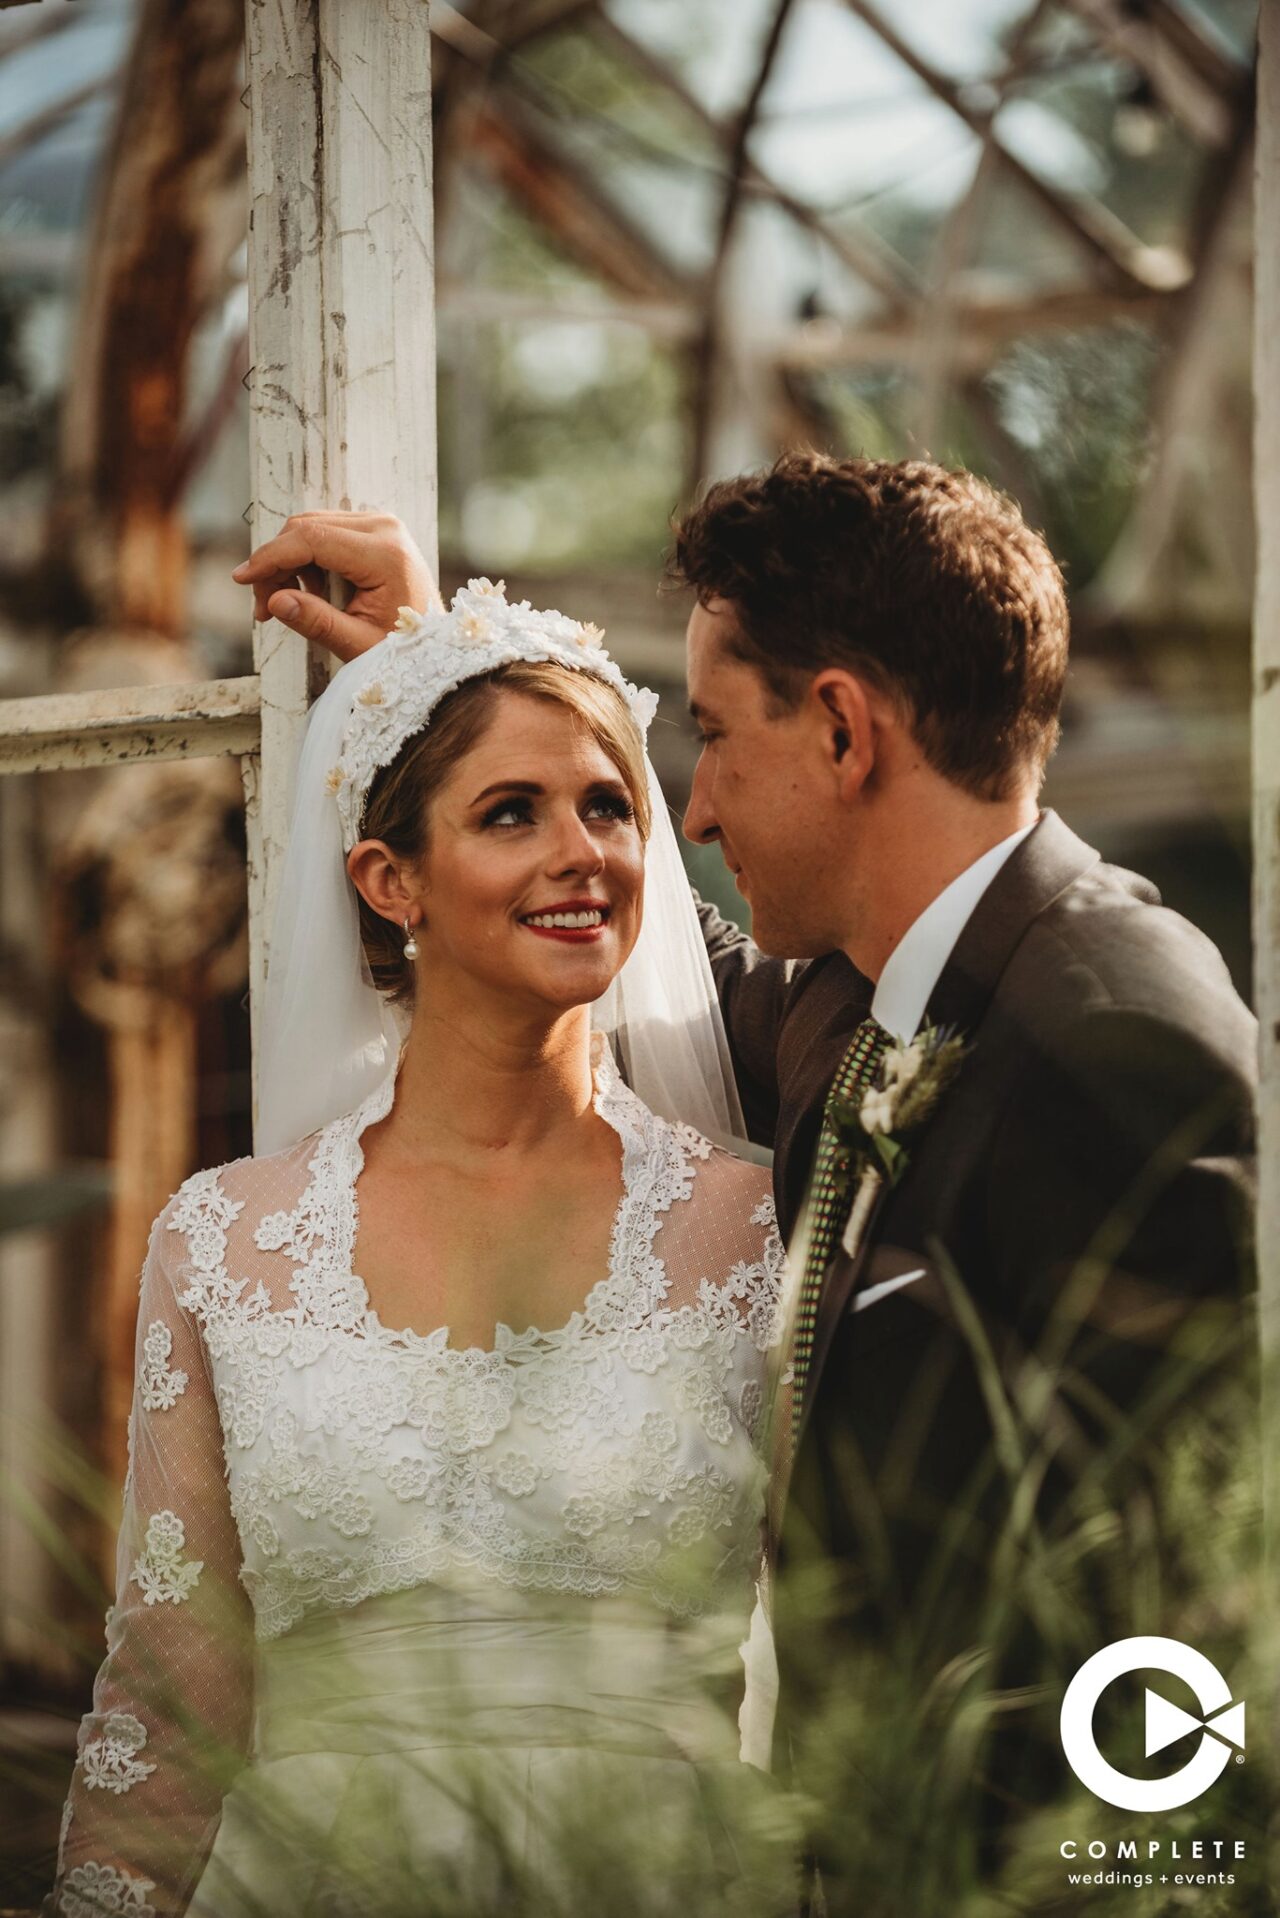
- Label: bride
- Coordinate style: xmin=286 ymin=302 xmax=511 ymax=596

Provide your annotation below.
xmin=47 ymin=581 xmax=795 ymax=1917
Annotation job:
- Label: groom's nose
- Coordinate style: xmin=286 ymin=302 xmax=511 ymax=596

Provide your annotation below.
xmin=682 ymin=755 xmax=719 ymax=845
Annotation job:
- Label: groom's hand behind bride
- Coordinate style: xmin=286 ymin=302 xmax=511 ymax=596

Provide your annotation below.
xmin=232 ymin=511 xmax=441 ymax=662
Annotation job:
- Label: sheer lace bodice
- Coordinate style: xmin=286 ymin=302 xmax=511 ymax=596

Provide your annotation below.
xmin=49 ymin=1038 xmax=786 ymax=1917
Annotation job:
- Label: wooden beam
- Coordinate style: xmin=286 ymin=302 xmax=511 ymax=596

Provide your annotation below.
xmin=1142 ymin=0 xmax=1248 ymax=106
xmin=690 ymin=0 xmax=802 ymax=487
xmin=1253 ymin=0 xmax=1280 ymax=1571
xmin=0 ymin=678 xmax=261 ymax=775
xmin=1062 ymin=0 xmax=1238 ymax=148
xmin=692 ymin=0 xmax=800 ymax=487
xmin=53 ymin=0 xmax=245 ymax=637
xmin=463 ymin=89 xmax=691 ymax=303
xmin=0 ymin=5 xmax=78 ymax=47
xmin=841 ymin=0 xmax=1171 ymax=292
xmin=243 ymin=0 xmax=438 ymax=1136
xmin=437 ymin=282 xmax=694 ymax=337
xmin=1087 ymin=106 xmax=1254 ymax=619
xmin=905 ymin=0 xmax=1054 ymax=447
xmin=590 ymin=9 xmax=919 ymax=310
xmin=776 ymin=285 xmax=1166 ymax=373
xmin=480 ymin=0 xmax=598 ymax=53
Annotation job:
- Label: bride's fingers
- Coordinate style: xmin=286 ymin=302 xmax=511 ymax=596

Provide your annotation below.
xmin=289 ymin=509 xmax=405 ymax=530
xmin=249 ymin=565 xmax=345 ymax=626
xmin=265 ymin=588 xmax=382 ymax=663
xmin=235 ymin=516 xmax=440 ymax=596
xmin=234 ymin=523 xmax=384 ymax=587
xmin=245 ymin=569 xmax=309 ymax=622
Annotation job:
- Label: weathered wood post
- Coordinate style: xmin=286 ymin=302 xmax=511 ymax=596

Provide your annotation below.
xmin=243 ymin=0 xmax=438 ymax=1134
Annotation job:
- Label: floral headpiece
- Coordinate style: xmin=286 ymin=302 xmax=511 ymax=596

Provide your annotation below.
xmin=326 ymin=577 xmax=660 ymax=854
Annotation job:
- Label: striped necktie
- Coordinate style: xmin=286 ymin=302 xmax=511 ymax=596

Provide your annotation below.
xmin=788 ymin=1015 xmax=891 ymax=1443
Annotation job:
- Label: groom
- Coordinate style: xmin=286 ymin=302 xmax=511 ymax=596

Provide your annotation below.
xmin=669 ymin=453 xmax=1256 ymax=1900
xmin=236 ymin=457 xmax=1256 ymax=1902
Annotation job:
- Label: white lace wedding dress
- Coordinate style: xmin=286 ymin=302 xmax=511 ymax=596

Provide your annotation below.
xmin=48 ymin=1036 xmax=794 ymax=1918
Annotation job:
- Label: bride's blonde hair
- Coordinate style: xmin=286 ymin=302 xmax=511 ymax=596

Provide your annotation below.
xmin=356 ymin=659 xmax=652 ymax=1006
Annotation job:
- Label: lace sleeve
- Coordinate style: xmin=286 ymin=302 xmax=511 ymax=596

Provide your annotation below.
xmin=46 ymin=1185 xmax=254 ymax=1918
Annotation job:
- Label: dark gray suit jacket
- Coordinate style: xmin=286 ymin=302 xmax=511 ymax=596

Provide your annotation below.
xmin=699 ymin=809 xmax=1256 ymax=1879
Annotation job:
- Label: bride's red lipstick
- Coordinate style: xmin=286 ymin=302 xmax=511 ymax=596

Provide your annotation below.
xmin=518 ymin=898 xmax=611 ymax=943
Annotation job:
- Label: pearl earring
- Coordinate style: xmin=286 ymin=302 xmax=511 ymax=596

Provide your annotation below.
xmin=403 ymin=917 xmax=420 ymax=961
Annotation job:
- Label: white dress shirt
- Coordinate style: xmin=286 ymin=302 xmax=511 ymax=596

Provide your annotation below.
xmin=870 ymin=821 xmax=1037 ymax=1045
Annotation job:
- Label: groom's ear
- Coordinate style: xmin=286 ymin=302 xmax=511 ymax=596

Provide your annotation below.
xmin=812 ymin=671 xmax=876 ymax=797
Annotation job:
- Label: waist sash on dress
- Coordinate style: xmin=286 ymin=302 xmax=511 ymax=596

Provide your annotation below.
xmin=253 ymin=1583 xmax=744 ymax=1766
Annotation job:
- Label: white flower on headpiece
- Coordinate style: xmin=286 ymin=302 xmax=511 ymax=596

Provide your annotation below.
xmin=630 ymin=686 xmax=659 ymax=733
xmin=394 ymin=606 xmax=422 ymax=633
xmin=577 ymin=621 xmax=606 ymax=649
xmin=325 ymin=765 xmax=345 ymax=794
xmin=468 ymin=577 xmax=506 ymax=599
xmin=355 ymin=682 xmax=386 ymax=706
xmin=459 ymin=610 xmax=490 ymax=643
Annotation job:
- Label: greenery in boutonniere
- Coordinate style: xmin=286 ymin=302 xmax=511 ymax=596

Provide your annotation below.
xmin=829 ymin=1024 xmax=969 ymax=1198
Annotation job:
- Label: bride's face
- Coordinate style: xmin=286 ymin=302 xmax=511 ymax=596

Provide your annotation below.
xmin=411 ymin=690 xmax=645 ymax=1013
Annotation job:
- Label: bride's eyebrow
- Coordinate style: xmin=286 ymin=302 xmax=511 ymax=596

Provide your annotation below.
xmin=470 ymin=774 xmax=630 ymax=806
xmin=469 ymin=779 xmax=542 ymax=805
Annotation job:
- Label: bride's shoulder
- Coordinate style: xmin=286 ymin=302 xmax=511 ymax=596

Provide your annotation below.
xmin=689 ymin=1136 xmax=779 ymax=1239
xmin=603 ymin=1071 xmax=773 ymax=1207
xmin=650 ymin=1119 xmax=786 ymax=1329
xmin=159 ymin=1125 xmax=326 ymax=1241
xmin=633 ymin=1100 xmax=779 ymax=1240
xmin=682 ymin=1125 xmax=773 ymax=1201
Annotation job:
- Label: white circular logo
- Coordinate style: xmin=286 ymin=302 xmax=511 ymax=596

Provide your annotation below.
xmin=1060 ymin=1636 xmax=1245 ymax=1813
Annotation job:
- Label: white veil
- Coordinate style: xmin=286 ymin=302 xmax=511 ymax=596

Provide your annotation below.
xmin=253 ymin=607 xmax=749 ymax=1159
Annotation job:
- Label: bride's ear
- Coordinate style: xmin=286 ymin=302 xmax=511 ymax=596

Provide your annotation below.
xmin=346 ymin=838 xmax=423 ymax=927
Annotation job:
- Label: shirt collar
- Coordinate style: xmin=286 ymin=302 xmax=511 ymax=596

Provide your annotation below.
xmin=870 ymin=821 xmax=1037 ymax=1044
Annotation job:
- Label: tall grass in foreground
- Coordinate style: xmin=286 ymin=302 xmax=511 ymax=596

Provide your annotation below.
xmin=2 ymin=1275 xmax=1269 ymax=1915
xmin=777 ymin=1250 xmax=1269 ymax=1918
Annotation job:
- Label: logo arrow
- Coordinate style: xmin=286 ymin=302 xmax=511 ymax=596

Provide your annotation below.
xmin=1145 ymin=1690 xmax=1246 ymax=1759
xmin=1205 ymin=1701 xmax=1245 ymax=1750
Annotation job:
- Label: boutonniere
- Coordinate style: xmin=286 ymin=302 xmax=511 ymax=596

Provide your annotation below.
xmin=829 ymin=1025 xmax=969 ymax=1257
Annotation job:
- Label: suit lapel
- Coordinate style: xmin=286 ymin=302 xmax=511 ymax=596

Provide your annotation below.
xmin=793 ymin=810 xmax=1103 ymax=1443
xmin=921 ymin=809 xmax=1101 ymax=1036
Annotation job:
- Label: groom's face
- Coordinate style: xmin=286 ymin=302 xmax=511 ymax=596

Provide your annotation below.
xmin=683 ymin=598 xmax=849 ymax=957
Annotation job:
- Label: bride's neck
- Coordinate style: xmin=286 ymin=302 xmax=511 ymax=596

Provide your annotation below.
xmin=384 ymin=1003 xmax=596 ymax=1161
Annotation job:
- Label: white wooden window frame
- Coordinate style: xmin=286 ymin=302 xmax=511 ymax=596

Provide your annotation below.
xmin=0 ymin=0 xmax=438 ymax=1142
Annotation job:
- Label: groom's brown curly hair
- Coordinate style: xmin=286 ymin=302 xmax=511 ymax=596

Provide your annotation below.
xmin=668 ymin=451 xmax=1069 ymax=801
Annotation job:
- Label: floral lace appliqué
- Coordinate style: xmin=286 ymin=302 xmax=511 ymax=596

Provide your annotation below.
xmin=56 ymin=1860 xmax=156 ymax=1917
xmin=130 ymin=1511 xmax=202 ymax=1607
xmin=80 ymin=1712 xmax=156 ymax=1794
xmin=138 ymin=1320 xmax=187 ymax=1412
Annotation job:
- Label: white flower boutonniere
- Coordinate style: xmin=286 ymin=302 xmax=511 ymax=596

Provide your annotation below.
xmin=828 ymin=1025 xmax=969 ymax=1258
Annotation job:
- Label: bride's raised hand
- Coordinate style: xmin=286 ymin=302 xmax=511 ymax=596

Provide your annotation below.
xmin=231 ymin=511 xmax=444 ymax=663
